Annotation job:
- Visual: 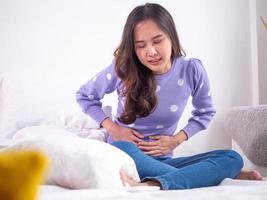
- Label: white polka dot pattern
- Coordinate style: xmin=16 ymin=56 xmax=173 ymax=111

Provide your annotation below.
xmin=156 ymin=85 xmax=161 ymax=92
xmin=75 ymin=57 xmax=216 ymax=144
xmin=200 ymin=82 xmax=204 ymax=89
xmin=106 ymin=73 xmax=112 ymax=80
xmin=156 ymin=125 xmax=164 ymax=129
xmin=193 ymin=116 xmax=200 ymax=121
xmin=177 ymin=79 xmax=184 ymax=86
xmin=199 ymin=108 xmax=206 ymax=113
xmin=170 ymin=105 xmax=178 ymax=112
xmin=208 ymin=91 xmax=211 ymax=96
xmin=88 ymin=95 xmax=94 ymax=100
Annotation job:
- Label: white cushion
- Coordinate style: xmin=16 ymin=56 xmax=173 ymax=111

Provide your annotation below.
xmin=42 ymin=105 xmax=112 ymax=141
xmin=1 ymin=125 xmax=140 ymax=189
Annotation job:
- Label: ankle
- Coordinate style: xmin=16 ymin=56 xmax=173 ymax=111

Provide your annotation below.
xmin=143 ymin=179 xmax=161 ymax=187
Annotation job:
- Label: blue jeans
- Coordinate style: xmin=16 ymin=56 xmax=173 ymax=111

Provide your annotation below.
xmin=111 ymin=141 xmax=244 ymax=190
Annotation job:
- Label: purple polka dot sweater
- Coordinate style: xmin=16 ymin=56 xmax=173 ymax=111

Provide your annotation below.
xmin=76 ymin=56 xmax=216 ymax=155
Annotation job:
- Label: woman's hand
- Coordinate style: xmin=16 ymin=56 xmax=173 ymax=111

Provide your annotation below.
xmin=101 ymin=118 xmax=144 ymax=144
xmin=137 ymin=131 xmax=188 ymax=157
xmin=110 ymin=126 xmax=144 ymax=144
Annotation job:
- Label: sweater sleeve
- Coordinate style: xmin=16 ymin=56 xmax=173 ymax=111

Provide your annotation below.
xmin=75 ymin=60 xmax=120 ymax=126
xmin=182 ymin=59 xmax=216 ymax=138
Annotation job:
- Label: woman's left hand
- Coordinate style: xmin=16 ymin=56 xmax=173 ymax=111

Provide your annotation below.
xmin=137 ymin=135 xmax=177 ymax=157
xmin=137 ymin=131 xmax=187 ymax=157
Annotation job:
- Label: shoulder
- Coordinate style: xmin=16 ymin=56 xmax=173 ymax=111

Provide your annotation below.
xmin=95 ymin=59 xmax=119 ymax=80
xmin=176 ymin=56 xmax=203 ymax=68
xmin=101 ymin=59 xmax=116 ymax=74
xmin=179 ymin=57 xmax=206 ymax=77
xmin=173 ymin=57 xmax=209 ymax=89
xmin=85 ymin=60 xmax=122 ymax=91
xmin=172 ymin=56 xmax=202 ymax=67
xmin=172 ymin=56 xmax=205 ymax=75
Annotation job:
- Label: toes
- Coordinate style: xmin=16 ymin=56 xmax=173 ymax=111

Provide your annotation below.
xmin=119 ymin=169 xmax=127 ymax=186
xmin=252 ymin=170 xmax=263 ymax=180
xmin=236 ymin=170 xmax=264 ymax=180
xmin=119 ymin=169 xmax=134 ymax=186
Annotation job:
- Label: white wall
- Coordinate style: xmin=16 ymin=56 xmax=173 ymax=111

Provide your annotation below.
xmin=256 ymin=0 xmax=267 ymax=104
xmin=0 ymin=0 xmax=256 ymax=156
xmin=250 ymin=0 xmax=259 ymax=105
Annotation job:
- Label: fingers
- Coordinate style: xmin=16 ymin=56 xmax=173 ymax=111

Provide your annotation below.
xmin=137 ymin=137 xmax=169 ymax=156
xmin=138 ymin=140 xmax=160 ymax=153
xmin=138 ymin=144 xmax=158 ymax=151
xmin=132 ymin=130 xmax=144 ymax=139
xmin=138 ymin=143 xmax=165 ymax=157
xmin=143 ymin=149 xmax=163 ymax=157
xmin=149 ymin=135 xmax=161 ymax=140
xmin=137 ymin=135 xmax=162 ymax=146
xmin=138 ymin=140 xmax=158 ymax=146
xmin=119 ymin=169 xmax=126 ymax=186
xmin=132 ymin=137 xmax=144 ymax=143
xmin=131 ymin=130 xmax=144 ymax=143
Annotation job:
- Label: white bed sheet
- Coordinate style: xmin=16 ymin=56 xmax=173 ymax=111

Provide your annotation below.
xmin=38 ymin=178 xmax=267 ymax=200
xmin=1 ymin=139 xmax=267 ymax=200
xmin=2 ymin=139 xmax=267 ymax=200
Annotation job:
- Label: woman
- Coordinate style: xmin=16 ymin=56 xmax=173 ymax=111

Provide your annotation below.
xmin=76 ymin=3 xmax=263 ymax=190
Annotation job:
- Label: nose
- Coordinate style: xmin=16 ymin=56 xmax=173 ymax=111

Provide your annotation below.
xmin=147 ymin=45 xmax=158 ymax=57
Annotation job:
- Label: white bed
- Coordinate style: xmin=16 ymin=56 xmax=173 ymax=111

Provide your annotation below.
xmin=1 ymin=134 xmax=267 ymax=200
xmin=1 ymin=71 xmax=267 ymax=200
xmin=37 ymin=178 xmax=267 ymax=200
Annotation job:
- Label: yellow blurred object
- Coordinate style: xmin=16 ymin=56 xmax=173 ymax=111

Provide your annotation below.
xmin=0 ymin=150 xmax=48 ymax=200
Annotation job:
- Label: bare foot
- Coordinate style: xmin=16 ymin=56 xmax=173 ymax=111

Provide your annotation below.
xmin=119 ymin=169 xmax=161 ymax=187
xmin=236 ymin=170 xmax=264 ymax=180
xmin=119 ymin=169 xmax=142 ymax=187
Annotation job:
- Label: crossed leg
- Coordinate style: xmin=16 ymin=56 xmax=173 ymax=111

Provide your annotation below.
xmin=112 ymin=141 xmax=264 ymax=189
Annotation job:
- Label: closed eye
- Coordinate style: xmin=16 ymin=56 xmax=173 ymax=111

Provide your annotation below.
xmin=135 ymin=44 xmax=146 ymax=48
xmin=153 ymin=40 xmax=162 ymax=44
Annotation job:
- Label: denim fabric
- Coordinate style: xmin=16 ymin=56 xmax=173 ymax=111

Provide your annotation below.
xmin=111 ymin=141 xmax=244 ymax=190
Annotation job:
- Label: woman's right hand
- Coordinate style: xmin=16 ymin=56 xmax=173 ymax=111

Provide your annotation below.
xmin=101 ymin=118 xmax=144 ymax=144
xmin=110 ymin=126 xmax=144 ymax=143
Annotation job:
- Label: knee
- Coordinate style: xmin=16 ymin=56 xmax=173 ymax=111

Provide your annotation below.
xmin=111 ymin=141 xmax=140 ymax=155
xmin=224 ymin=149 xmax=244 ymax=171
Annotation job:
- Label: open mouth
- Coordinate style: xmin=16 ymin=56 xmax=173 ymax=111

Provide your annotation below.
xmin=148 ymin=58 xmax=162 ymax=65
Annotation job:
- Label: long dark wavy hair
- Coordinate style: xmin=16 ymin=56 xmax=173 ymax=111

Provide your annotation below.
xmin=114 ymin=3 xmax=185 ymax=124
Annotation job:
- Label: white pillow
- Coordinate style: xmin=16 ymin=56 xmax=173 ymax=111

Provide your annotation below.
xmin=42 ymin=106 xmax=112 ymax=141
xmin=1 ymin=125 xmax=140 ymax=189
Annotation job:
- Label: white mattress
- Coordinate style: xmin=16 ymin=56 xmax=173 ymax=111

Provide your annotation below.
xmin=38 ymin=178 xmax=267 ymax=200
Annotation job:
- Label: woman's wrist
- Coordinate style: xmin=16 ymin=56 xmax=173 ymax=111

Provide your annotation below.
xmin=173 ymin=130 xmax=188 ymax=146
xmin=101 ymin=118 xmax=120 ymax=134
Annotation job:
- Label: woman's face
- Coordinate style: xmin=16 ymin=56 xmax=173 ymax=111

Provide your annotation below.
xmin=134 ymin=19 xmax=172 ymax=75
